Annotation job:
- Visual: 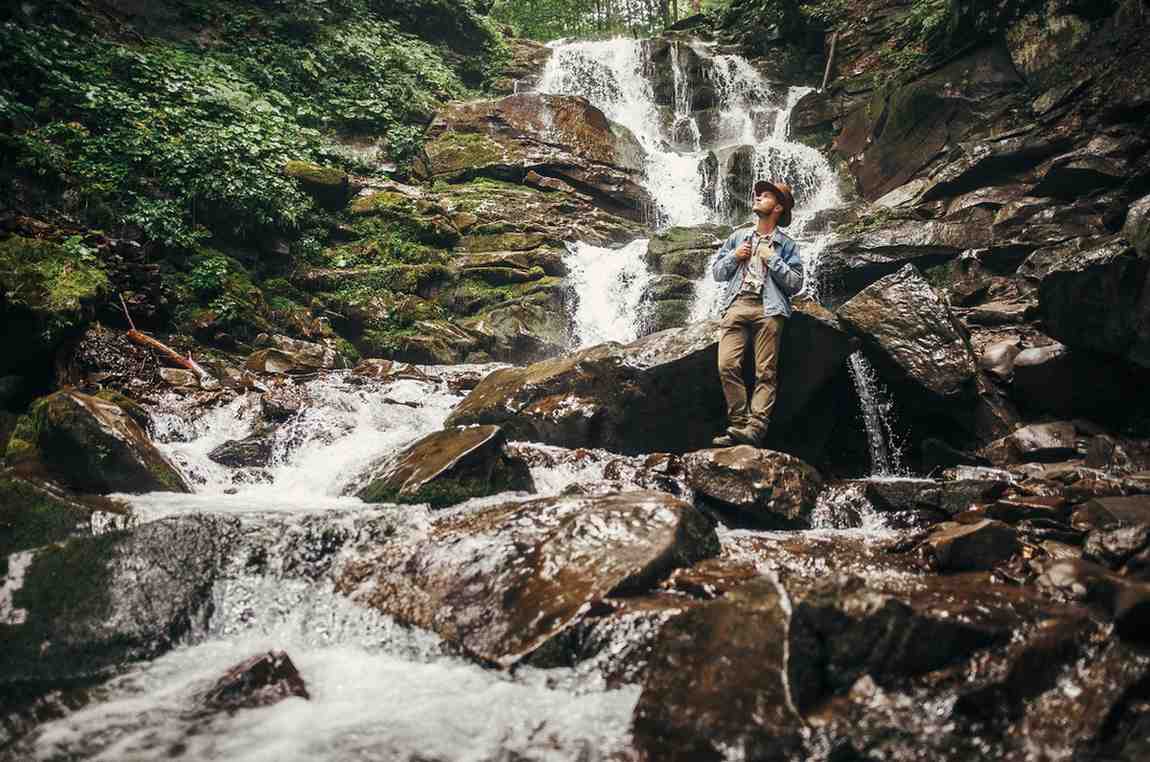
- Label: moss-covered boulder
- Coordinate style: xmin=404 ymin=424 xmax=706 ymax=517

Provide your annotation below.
xmin=645 ymin=225 xmax=730 ymax=279
xmin=357 ymin=425 xmax=533 ymax=507
xmin=418 ymin=94 xmax=651 ymax=221
xmin=283 ymin=160 xmax=360 ymax=211
xmin=6 ymin=390 xmax=188 ymax=494
xmin=0 ymin=236 xmax=108 ymax=378
xmin=0 ymin=515 xmax=237 ymax=713
xmin=0 ymin=473 xmax=128 ymax=574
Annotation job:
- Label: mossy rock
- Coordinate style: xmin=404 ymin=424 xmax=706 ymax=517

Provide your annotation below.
xmin=0 ymin=236 xmax=109 ymax=377
xmin=7 ymin=390 xmax=188 ymax=495
xmin=283 ymin=160 xmax=354 ymax=211
xmin=0 ymin=473 xmax=128 ymax=574
xmin=457 ymin=232 xmax=550 ymax=253
xmin=357 ymin=425 xmax=532 ymax=508
xmin=349 ymin=192 xmax=460 ymax=247
xmin=421 ymin=131 xmax=508 ymax=178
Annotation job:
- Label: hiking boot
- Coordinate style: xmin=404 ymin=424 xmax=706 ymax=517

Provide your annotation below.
xmin=712 ymin=433 xmax=736 ymax=447
xmin=728 ymin=424 xmax=761 ymax=447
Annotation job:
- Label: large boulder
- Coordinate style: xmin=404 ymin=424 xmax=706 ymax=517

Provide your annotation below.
xmin=417 ymin=94 xmax=651 ymax=221
xmin=681 ymin=446 xmax=823 ymax=528
xmin=644 ymin=225 xmax=730 ymax=279
xmin=5 ymin=390 xmax=189 ymax=494
xmin=1011 ymin=341 xmax=1149 ymax=422
xmin=1036 ymin=238 xmax=1150 ymax=369
xmin=356 ymin=425 xmax=533 ymax=508
xmin=1 ymin=515 xmax=237 ymax=711
xmin=632 ymin=578 xmax=805 ymax=762
xmin=446 ymin=306 xmax=852 ymax=456
xmin=339 ymin=491 xmax=718 ymax=666
xmin=837 ymin=264 xmax=977 ymax=399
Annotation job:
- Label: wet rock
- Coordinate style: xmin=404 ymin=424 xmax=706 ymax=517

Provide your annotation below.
xmin=632 ymin=578 xmax=804 ymax=762
xmin=983 ymin=421 xmax=1079 ymax=466
xmin=985 ymin=495 xmax=1070 ymax=524
xmin=201 ymin=650 xmax=310 ymax=712
xmin=1125 ymin=193 xmax=1150 ymax=256
xmin=644 ymin=224 xmax=729 ymax=279
xmin=838 ymin=264 xmax=977 ymax=400
xmin=1006 ymin=7 xmax=1092 ymax=90
xmin=924 ymin=520 xmax=1020 ymax=572
xmin=341 ymin=491 xmax=718 ymax=666
xmin=1084 ymin=524 xmax=1150 ymax=570
xmin=0 ymin=472 xmax=128 ymax=562
xmin=1037 ymin=238 xmax=1150 ymax=369
xmin=1072 ymin=496 xmax=1150 ymax=530
xmin=446 ymin=307 xmax=851 ymax=456
xmin=979 ymin=339 xmax=1021 ymax=380
xmin=1 ymin=515 xmax=237 ymax=709
xmin=681 ymin=446 xmax=822 ymax=528
xmin=356 ymin=425 xmax=533 ymax=508
xmin=488 ymin=36 xmax=552 ymax=95
xmin=789 ymin=574 xmax=1016 ymax=705
xmin=244 ymin=336 xmax=339 ymax=375
xmin=818 ymin=215 xmax=977 ymax=305
xmin=158 ymin=367 xmax=199 ymax=388
xmin=418 ymin=94 xmax=651 ymax=221
xmin=864 ymin=477 xmax=1009 ymax=518
xmin=5 ymin=389 xmax=188 ymax=494
xmin=59 ymin=324 xmax=152 ymax=390
xmin=208 ymin=436 xmax=274 ymax=469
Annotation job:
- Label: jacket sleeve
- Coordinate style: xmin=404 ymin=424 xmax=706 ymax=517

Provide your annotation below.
xmin=712 ymin=233 xmax=741 ymax=282
xmin=767 ymin=240 xmax=804 ymax=297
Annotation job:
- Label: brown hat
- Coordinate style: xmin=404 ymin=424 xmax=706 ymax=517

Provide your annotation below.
xmin=753 ymin=180 xmax=795 ymax=227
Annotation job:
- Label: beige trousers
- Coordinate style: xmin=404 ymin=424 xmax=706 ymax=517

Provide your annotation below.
xmin=718 ymin=295 xmax=783 ymax=435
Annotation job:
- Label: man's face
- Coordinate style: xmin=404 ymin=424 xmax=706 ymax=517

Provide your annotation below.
xmin=752 ymin=189 xmax=780 ymax=215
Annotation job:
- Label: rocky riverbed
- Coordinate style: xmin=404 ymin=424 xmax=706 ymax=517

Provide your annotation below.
xmin=4 ymin=1 xmax=1150 ymax=760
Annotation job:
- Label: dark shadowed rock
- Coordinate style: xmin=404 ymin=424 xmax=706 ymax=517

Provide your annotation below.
xmin=681 ymin=446 xmax=823 ymax=528
xmin=340 ymin=491 xmax=718 ymax=666
xmin=838 ymin=264 xmax=977 ymax=399
xmin=208 ymin=436 xmax=274 ymax=469
xmin=983 ymin=421 xmax=1079 ymax=465
xmin=1084 ymin=524 xmax=1150 ymax=570
xmin=1125 ymin=193 xmax=1150 ymax=256
xmin=418 ymin=93 xmax=651 ymax=220
xmin=1072 ymin=496 xmax=1150 ymax=530
xmin=924 ymin=520 xmax=1020 ymax=572
xmin=632 ymin=578 xmax=804 ymax=762
xmin=446 ymin=309 xmax=852 ymax=455
xmin=1011 ymin=341 xmax=1149 ymax=421
xmin=201 ymin=650 xmax=310 ymax=712
xmin=1 ymin=515 xmax=238 ymax=711
xmin=864 ymin=476 xmax=1009 ymax=518
xmin=0 ymin=472 xmax=129 ymax=562
xmin=356 ymin=425 xmax=533 ymax=507
xmin=5 ymin=390 xmax=188 ymax=494
xmin=1037 ymin=238 xmax=1150 ymax=369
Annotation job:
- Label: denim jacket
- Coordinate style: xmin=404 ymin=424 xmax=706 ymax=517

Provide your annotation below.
xmin=712 ymin=226 xmax=804 ymax=318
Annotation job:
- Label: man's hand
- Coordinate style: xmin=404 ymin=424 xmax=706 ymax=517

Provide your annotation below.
xmin=735 ymin=240 xmax=752 ymax=261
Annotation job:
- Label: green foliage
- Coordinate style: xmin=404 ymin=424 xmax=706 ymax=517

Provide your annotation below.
xmin=0 ymin=236 xmax=109 ymax=345
xmin=492 ymin=0 xmax=693 ymax=41
xmin=799 ymin=0 xmax=849 ymax=26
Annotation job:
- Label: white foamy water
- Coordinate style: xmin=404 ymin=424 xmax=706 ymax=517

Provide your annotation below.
xmin=564 ymin=238 xmax=654 ymax=346
xmin=848 ymin=352 xmax=908 ymax=477
xmin=20 ymin=577 xmax=639 ymax=762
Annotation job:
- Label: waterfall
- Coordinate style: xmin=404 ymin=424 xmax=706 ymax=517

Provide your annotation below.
xmin=848 ymin=352 xmax=906 ymax=477
xmin=538 ymin=38 xmax=840 ymax=331
xmin=563 ymin=239 xmax=654 ymax=347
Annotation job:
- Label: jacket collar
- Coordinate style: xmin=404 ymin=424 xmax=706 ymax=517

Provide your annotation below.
xmin=745 ymin=227 xmax=785 ymax=247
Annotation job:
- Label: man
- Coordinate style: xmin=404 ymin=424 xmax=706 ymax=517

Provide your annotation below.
xmin=711 ymin=179 xmax=804 ymax=447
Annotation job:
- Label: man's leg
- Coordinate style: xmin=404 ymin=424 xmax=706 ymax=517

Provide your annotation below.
xmin=747 ymin=314 xmax=784 ymax=441
xmin=717 ymin=301 xmax=752 ymax=430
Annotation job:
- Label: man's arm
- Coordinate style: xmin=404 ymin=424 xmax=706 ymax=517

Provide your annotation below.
xmin=712 ymin=233 xmax=742 ymax=281
xmin=766 ymin=240 xmax=804 ymax=296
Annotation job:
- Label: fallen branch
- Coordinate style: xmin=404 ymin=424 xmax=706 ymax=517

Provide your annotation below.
xmin=821 ymin=30 xmax=839 ymax=92
xmin=120 ymin=291 xmax=214 ymax=382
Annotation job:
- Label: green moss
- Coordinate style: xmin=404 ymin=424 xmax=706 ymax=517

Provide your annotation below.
xmin=0 ymin=477 xmax=91 ymax=567
xmin=359 ymin=474 xmax=492 ymax=508
xmin=423 ymin=131 xmax=505 ymax=174
xmin=458 ymin=232 xmax=548 ymax=253
xmin=0 ymin=236 xmax=108 ymax=346
xmin=284 ymin=160 xmax=345 ymax=187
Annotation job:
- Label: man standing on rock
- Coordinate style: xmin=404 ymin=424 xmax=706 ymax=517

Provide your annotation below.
xmin=711 ymin=179 xmax=804 ymax=448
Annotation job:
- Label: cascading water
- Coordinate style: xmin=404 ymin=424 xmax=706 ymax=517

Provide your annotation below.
xmin=847 ymin=352 xmax=907 ymax=477
xmin=563 ymin=239 xmax=654 ymax=347
xmin=538 ymin=38 xmax=840 ymax=339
